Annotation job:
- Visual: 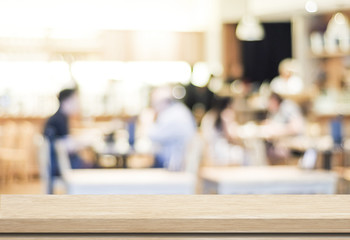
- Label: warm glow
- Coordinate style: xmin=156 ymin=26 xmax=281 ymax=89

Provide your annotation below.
xmin=305 ymin=1 xmax=318 ymax=13
xmin=191 ymin=62 xmax=210 ymax=87
xmin=236 ymin=14 xmax=265 ymax=41
xmin=125 ymin=61 xmax=192 ymax=86
xmin=72 ymin=61 xmax=126 ymax=93
xmin=0 ymin=0 xmax=211 ymax=32
xmin=0 ymin=61 xmax=70 ymax=94
xmin=71 ymin=61 xmax=192 ymax=116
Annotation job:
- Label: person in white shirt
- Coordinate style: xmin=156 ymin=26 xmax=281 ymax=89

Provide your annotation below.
xmin=264 ymin=93 xmax=305 ymax=137
xmin=200 ymin=97 xmax=244 ymax=166
xmin=147 ymin=86 xmax=196 ymax=171
xmin=263 ymin=93 xmax=305 ymax=163
xmin=270 ymin=58 xmax=303 ymax=95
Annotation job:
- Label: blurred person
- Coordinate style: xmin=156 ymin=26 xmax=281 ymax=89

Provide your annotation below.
xmin=146 ymin=86 xmax=196 ymax=171
xmin=264 ymin=93 xmax=305 ymax=136
xmin=270 ymin=58 xmax=303 ymax=95
xmin=262 ymin=92 xmax=305 ymax=162
xmin=184 ymin=76 xmax=214 ymax=125
xmin=201 ymin=97 xmax=244 ymax=166
xmin=103 ymin=79 xmax=122 ymax=115
xmin=44 ymin=88 xmax=96 ymax=194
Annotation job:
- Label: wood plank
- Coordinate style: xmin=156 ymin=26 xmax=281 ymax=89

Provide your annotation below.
xmin=1 ymin=234 xmax=350 ymax=239
xmin=0 ymin=195 xmax=349 ymax=233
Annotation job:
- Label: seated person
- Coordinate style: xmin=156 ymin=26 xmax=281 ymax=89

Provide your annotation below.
xmin=201 ymin=97 xmax=244 ymax=166
xmin=146 ymin=86 xmax=196 ymax=171
xmin=262 ymin=93 xmax=305 ymax=163
xmin=44 ymin=88 xmax=95 ymax=194
xmin=264 ymin=93 xmax=305 ymax=137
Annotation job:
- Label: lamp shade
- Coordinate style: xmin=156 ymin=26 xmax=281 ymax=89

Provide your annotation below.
xmin=236 ymin=14 xmax=265 ymax=41
xmin=325 ymin=12 xmax=350 ymax=52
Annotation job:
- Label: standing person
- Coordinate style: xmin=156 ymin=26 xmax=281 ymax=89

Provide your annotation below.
xmin=147 ymin=86 xmax=196 ymax=171
xmin=44 ymin=88 xmax=93 ymax=194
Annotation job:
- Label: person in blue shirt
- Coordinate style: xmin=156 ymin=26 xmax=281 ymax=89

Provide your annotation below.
xmin=147 ymin=86 xmax=196 ymax=171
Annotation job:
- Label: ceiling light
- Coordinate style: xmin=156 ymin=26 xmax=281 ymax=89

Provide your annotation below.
xmin=191 ymin=62 xmax=211 ymax=87
xmin=325 ymin=12 xmax=350 ymax=52
xmin=235 ymin=0 xmax=264 ymax=41
xmin=236 ymin=14 xmax=264 ymax=41
xmin=305 ymin=1 xmax=318 ymax=13
xmin=334 ymin=12 xmax=347 ymax=24
xmin=326 ymin=12 xmax=350 ymax=40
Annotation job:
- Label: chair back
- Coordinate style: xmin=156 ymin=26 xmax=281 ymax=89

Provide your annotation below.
xmin=37 ymin=136 xmax=50 ymax=193
xmin=184 ymin=132 xmax=204 ymax=175
xmin=18 ymin=121 xmax=35 ymax=150
xmin=1 ymin=121 xmax=19 ymax=149
xmin=54 ymin=139 xmax=72 ymax=179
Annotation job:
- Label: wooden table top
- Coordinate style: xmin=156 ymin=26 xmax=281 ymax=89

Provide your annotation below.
xmin=0 ymin=195 xmax=349 ymax=233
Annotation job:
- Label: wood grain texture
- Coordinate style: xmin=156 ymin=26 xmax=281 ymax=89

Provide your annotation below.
xmin=1 ymin=234 xmax=350 ymax=239
xmin=0 ymin=195 xmax=349 ymax=233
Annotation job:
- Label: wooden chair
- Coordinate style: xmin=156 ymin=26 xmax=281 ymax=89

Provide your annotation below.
xmin=0 ymin=121 xmax=22 ymax=184
xmin=0 ymin=121 xmax=16 ymax=185
xmin=0 ymin=121 xmax=37 ymax=185
xmin=17 ymin=121 xmax=36 ymax=181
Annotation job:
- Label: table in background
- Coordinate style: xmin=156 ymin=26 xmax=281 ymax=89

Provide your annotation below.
xmin=201 ymin=166 xmax=338 ymax=194
xmin=64 ymin=169 xmax=195 ymax=194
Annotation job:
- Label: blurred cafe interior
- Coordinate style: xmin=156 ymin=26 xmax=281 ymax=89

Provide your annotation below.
xmin=0 ymin=0 xmax=350 ymax=195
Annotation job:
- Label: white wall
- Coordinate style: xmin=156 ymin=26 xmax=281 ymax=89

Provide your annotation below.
xmin=0 ymin=0 xmax=211 ymax=31
xmin=221 ymin=0 xmax=350 ymax=23
xmin=0 ymin=0 xmax=349 ymax=31
xmin=0 ymin=0 xmax=349 ymax=75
